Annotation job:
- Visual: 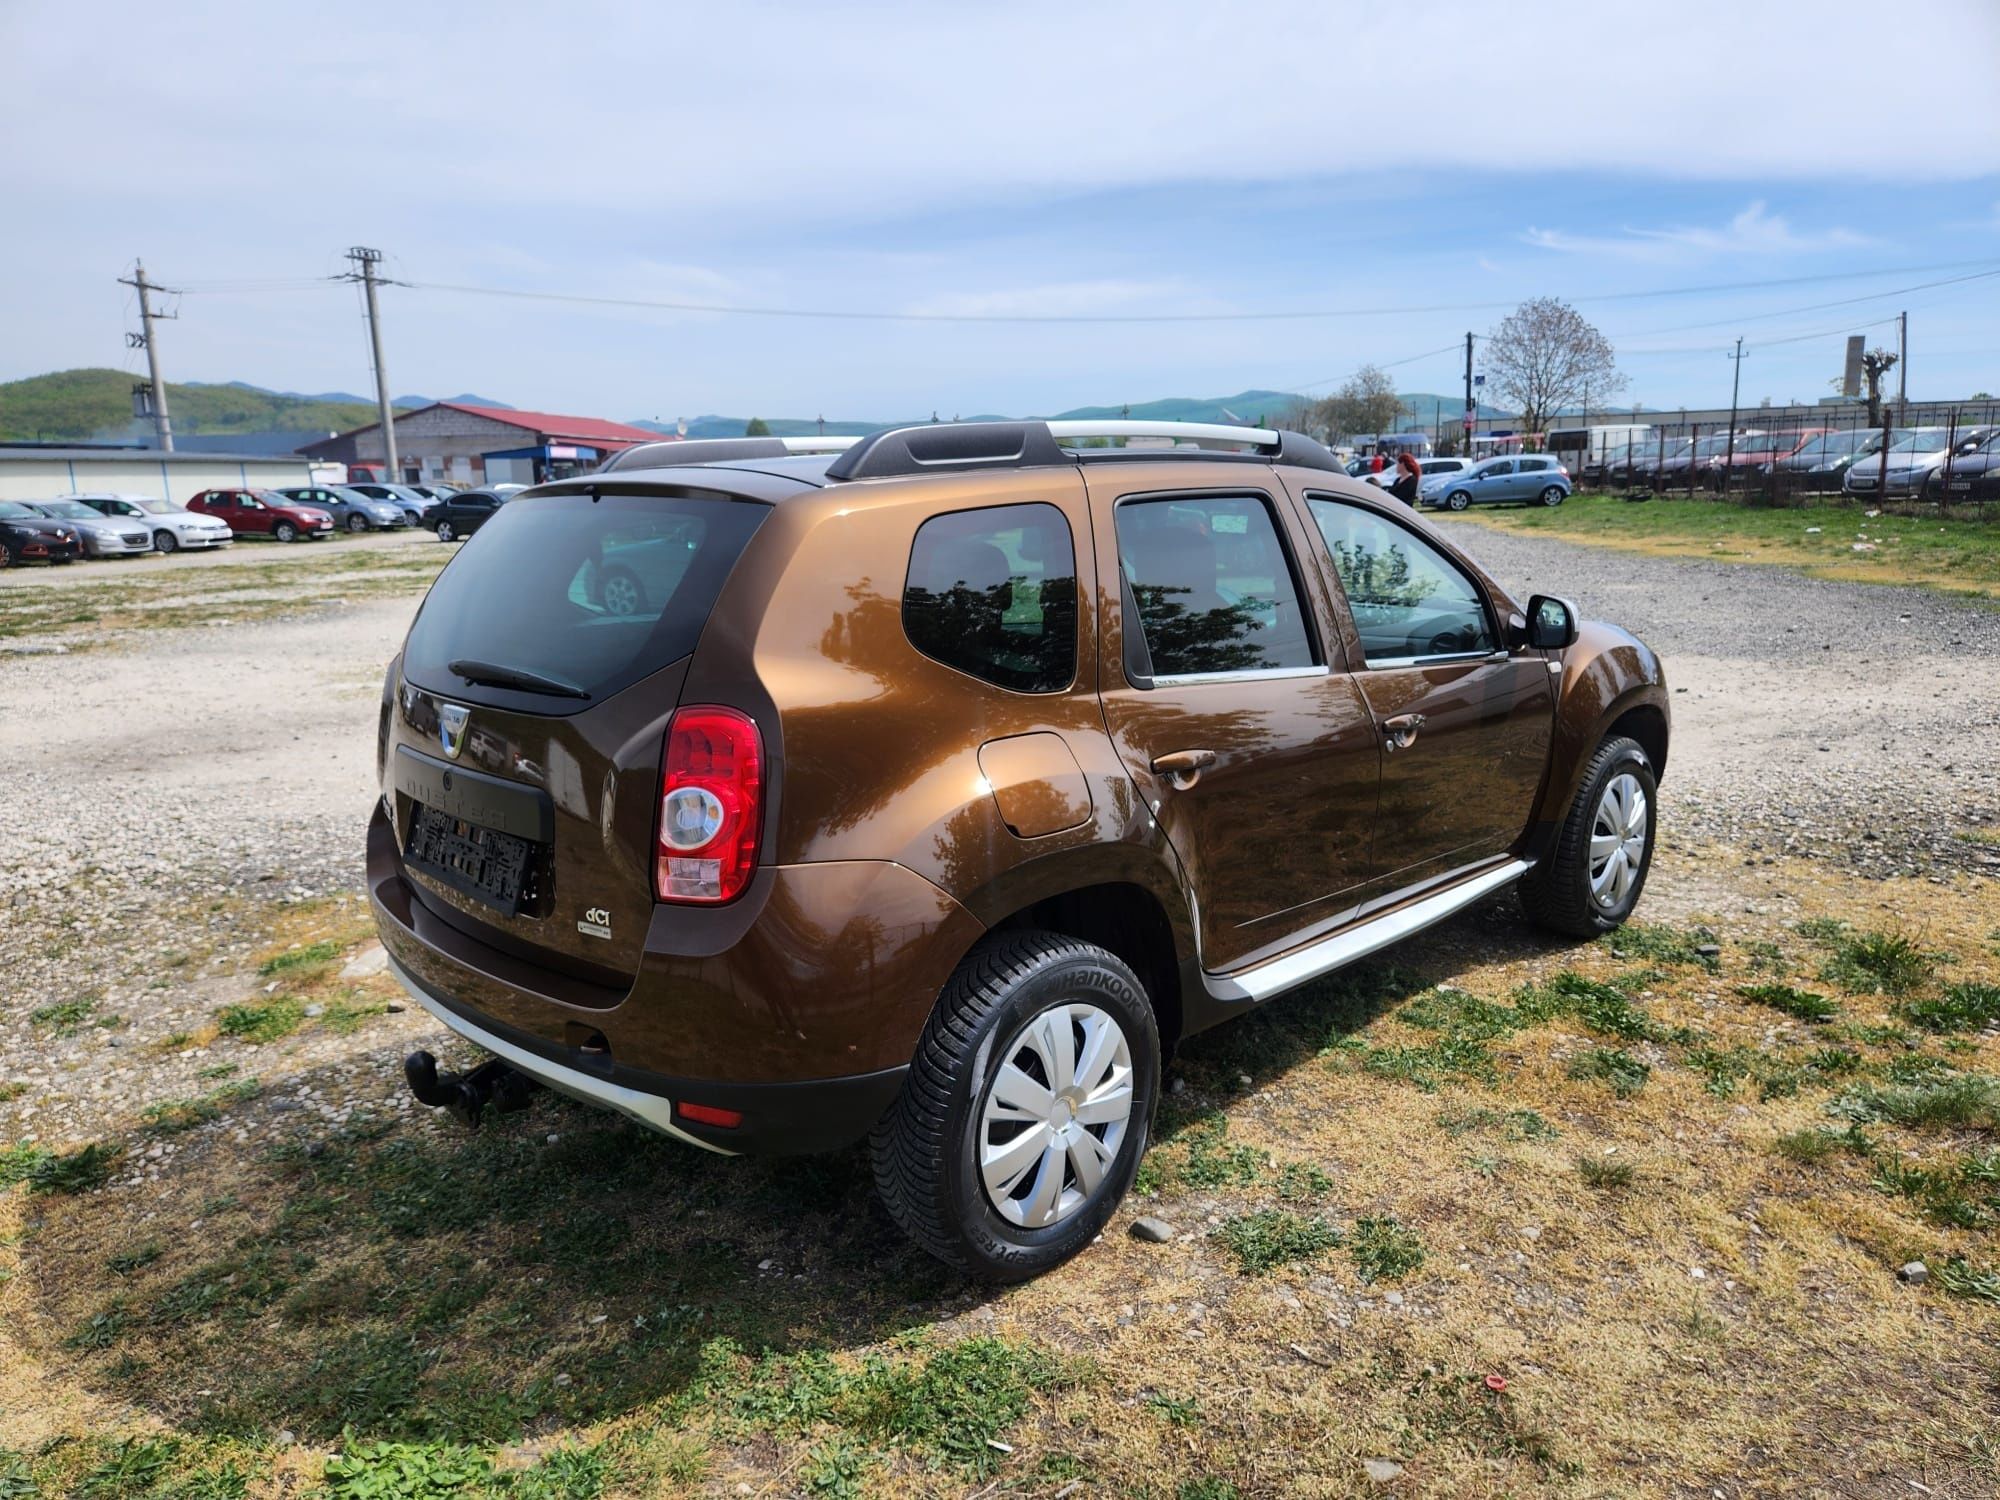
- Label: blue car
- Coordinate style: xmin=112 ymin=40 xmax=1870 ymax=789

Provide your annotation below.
xmin=1423 ymin=454 xmax=1571 ymax=511
xmin=344 ymin=482 xmax=438 ymax=523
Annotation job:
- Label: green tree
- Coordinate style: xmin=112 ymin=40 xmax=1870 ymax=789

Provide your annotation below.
xmin=745 ymin=416 xmax=771 ymax=436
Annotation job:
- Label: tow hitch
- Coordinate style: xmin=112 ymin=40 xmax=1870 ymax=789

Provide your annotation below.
xmin=404 ymin=1050 xmax=538 ymax=1130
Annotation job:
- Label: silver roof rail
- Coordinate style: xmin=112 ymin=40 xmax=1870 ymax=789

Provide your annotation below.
xmin=600 ymin=433 xmax=858 ymax=473
xmin=1044 ymin=419 xmax=1280 ymax=450
xmin=824 ymin=419 xmax=1343 ymax=480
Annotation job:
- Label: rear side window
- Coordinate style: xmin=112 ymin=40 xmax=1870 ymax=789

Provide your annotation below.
xmin=402 ymin=492 xmax=768 ymax=712
xmin=902 ymin=503 xmax=1077 ymax=693
xmin=1116 ymin=494 xmax=1316 ymax=680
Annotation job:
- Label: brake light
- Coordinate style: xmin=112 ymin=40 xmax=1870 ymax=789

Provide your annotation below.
xmin=675 ymin=1100 xmax=743 ymax=1128
xmin=656 ymin=706 xmax=763 ymax=904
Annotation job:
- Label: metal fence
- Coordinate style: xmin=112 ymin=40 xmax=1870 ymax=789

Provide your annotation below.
xmin=1572 ymin=402 xmax=2000 ymax=512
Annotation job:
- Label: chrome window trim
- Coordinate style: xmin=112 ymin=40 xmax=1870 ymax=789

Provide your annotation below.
xmin=1150 ymin=664 xmax=1331 ymax=688
xmin=1360 ymin=649 xmax=1508 ymax=671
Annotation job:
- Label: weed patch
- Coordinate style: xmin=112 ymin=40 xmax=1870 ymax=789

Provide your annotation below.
xmin=1831 ymin=1074 xmax=2000 ymax=1131
xmin=1348 ymin=1215 xmax=1424 ymax=1283
xmin=1577 ymin=1156 xmax=1635 ymax=1191
xmin=1738 ymin=983 xmax=1839 ymax=1023
xmin=143 ymin=1079 xmax=260 ymax=1134
xmin=1214 ymin=1210 xmax=1342 ymax=1274
xmin=1814 ymin=928 xmax=1935 ymax=997
xmin=1607 ymin=922 xmax=1719 ymax=970
xmin=0 ymin=1140 xmax=117 ymax=1193
xmin=1438 ymin=1105 xmax=1556 ymax=1141
xmin=1567 ymin=1047 xmax=1650 ymax=1098
xmin=1901 ymin=982 xmax=2000 ymax=1035
xmin=323 ymin=1440 xmax=494 ymax=1499
xmin=30 ymin=994 xmax=100 ymax=1037
xmin=215 ymin=996 xmax=305 ymax=1043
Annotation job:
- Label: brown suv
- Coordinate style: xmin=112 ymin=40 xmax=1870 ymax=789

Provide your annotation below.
xmin=370 ymin=420 xmax=1668 ymax=1279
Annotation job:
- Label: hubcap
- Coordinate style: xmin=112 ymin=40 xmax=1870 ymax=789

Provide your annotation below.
xmin=602 ymin=575 xmax=639 ymax=614
xmin=978 ymin=1002 xmax=1134 ymax=1229
xmin=1588 ymin=772 xmax=1649 ymax=909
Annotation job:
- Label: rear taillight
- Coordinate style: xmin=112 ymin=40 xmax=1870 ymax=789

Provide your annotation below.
xmin=656 ymin=706 xmax=763 ymax=904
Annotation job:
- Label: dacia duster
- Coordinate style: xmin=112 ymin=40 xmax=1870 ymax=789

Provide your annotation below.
xmin=370 ymin=419 xmax=1669 ymax=1279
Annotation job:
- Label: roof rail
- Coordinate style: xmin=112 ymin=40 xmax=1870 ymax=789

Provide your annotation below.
xmin=825 ymin=419 xmax=1342 ymax=481
xmin=598 ymin=434 xmax=857 ymax=473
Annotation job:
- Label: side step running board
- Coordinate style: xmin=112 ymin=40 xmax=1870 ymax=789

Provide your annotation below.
xmin=1201 ymin=859 xmax=1530 ymax=1004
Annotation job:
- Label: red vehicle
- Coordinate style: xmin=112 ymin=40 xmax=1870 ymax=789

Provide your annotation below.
xmin=186 ymin=488 xmax=335 ymax=542
xmin=1706 ymin=429 xmax=1825 ymax=490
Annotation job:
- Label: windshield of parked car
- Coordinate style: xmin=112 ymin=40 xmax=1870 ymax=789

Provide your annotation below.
xmin=0 ymin=501 xmax=42 ymax=519
xmin=1885 ymin=430 xmax=1947 ymax=455
xmin=130 ymin=498 xmax=178 ymax=514
xmin=249 ymin=489 xmax=308 ymax=507
xmin=29 ymin=499 xmax=103 ymax=520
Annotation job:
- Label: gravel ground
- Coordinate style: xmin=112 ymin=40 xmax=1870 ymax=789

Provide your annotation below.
xmin=4 ymin=530 xmax=1998 ymax=1156
xmin=1436 ymin=518 xmax=2000 ymax=877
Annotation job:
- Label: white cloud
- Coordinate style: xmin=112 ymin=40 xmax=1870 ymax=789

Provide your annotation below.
xmin=1523 ymin=202 xmax=1873 ymax=261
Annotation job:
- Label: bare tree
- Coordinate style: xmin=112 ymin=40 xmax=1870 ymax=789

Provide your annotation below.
xmin=1483 ymin=298 xmax=1625 ymax=439
xmin=1275 ymin=394 xmax=1325 ymax=442
xmin=1859 ymin=348 xmax=1898 ymax=428
xmin=1312 ymin=364 xmax=1404 ymax=442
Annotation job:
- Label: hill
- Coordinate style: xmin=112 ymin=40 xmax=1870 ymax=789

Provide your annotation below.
xmin=188 ymin=383 xmax=514 ymax=411
xmin=0 ymin=369 xmax=380 ymax=443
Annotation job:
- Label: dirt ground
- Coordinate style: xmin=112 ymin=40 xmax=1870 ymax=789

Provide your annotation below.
xmin=2 ymin=529 xmax=1997 ymax=1498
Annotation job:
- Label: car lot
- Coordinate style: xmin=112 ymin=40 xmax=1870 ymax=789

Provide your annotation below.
xmin=4 ymin=528 xmax=1998 ymax=1493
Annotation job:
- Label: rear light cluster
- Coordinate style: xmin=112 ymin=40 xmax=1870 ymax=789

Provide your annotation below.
xmin=656 ymin=706 xmax=763 ymax=904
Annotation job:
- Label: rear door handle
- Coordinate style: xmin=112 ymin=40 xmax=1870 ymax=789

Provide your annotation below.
xmin=1150 ymin=748 xmax=1217 ymax=788
xmin=1383 ymin=713 xmax=1426 ymax=751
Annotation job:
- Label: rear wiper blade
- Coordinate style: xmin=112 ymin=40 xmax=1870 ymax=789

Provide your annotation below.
xmin=447 ymin=658 xmax=590 ymax=700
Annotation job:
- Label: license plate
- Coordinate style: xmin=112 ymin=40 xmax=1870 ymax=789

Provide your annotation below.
xmin=405 ymin=801 xmax=536 ymax=911
xmin=1950 ymin=481 xmax=1971 ymax=490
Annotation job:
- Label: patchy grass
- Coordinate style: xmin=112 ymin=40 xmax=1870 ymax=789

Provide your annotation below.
xmin=1347 ymin=1215 xmax=1425 ymax=1283
xmin=1606 ymin=921 xmax=1720 ymax=970
xmin=0 ymin=1140 xmax=118 ymax=1193
xmin=1813 ymin=927 xmax=1937 ymax=997
xmin=1901 ymin=981 xmax=2000 ymax=1035
xmin=1445 ymin=489 xmax=2000 ymax=598
xmin=214 ymin=996 xmax=305 ymax=1044
xmin=1738 ymin=982 xmax=1840 ymax=1023
xmin=141 ymin=1080 xmax=260 ymax=1135
xmin=1567 ymin=1046 xmax=1651 ymax=1098
xmin=30 ymin=994 xmax=102 ymax=1038
xmin=1577 ymin=1155 xmax=1636 ymax=1191
xmin=256 ymin=938 xmax=344 ymax=980
xmin=1212 ymin=1210 xmax=1342 ymax=1274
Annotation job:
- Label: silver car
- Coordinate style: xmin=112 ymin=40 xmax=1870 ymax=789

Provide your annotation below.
xmin=66 ymin=492 xmax=234 ymax=553
xmin=21 ymin=497 xmax=155 ymax=557
xmin=276 ymin=485 xmax=409 ymax=532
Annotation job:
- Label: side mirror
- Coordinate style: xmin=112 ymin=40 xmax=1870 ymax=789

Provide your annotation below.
xmin=1525 ymin=594 xmax=1579 ymax=650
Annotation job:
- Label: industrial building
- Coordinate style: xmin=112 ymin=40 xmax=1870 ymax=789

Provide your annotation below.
xmin=298 ymin=402 xmax=664 ymax=486
xmin=0 ymin=444 xmax=317 ymax=503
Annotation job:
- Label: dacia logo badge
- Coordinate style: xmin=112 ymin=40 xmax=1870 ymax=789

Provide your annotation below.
xmin=438 ymin=702 xmax=470 ymax=760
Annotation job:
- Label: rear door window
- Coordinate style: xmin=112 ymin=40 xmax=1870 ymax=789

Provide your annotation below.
xmin=401 ymin=492 xmax=768 ymax=713
xmin=902 ymin=503 xmax=1078 ymax=693
xmin=1115 ymin=494 xmax=1317 ymax=681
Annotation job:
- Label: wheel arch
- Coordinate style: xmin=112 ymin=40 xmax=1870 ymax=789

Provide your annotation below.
xmin=1523 ymin=624 xmax=1670 ymax=864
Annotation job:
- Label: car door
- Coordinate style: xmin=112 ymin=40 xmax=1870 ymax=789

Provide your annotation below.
xmin=460 ymin=493 xmax=499 ymax=533
xmin=1088 ymin=468 xmax=1381 ymax=971
xmin=1478 ymin=458 xmax=1517 ymax=503
xmin=1290 ymin=489 xmax=1555 ymax=903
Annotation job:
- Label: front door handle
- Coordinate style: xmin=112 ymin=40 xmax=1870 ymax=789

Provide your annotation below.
xmin=1150 ymin=748 xmax=1217 ymax=789
xmin=1383 ymin=713 xmax=1427 ymax=752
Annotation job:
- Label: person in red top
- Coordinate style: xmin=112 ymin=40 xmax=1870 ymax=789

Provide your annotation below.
xmin=1369 ymin=450 xmax=1387 ymax=474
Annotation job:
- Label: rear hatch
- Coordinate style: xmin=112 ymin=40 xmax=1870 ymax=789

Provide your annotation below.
xmin=389 ymin=488 xmax=771 ymax=989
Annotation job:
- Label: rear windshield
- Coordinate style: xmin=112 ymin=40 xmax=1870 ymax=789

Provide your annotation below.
xmin=401 ymin=491 xmax=768 ymax=712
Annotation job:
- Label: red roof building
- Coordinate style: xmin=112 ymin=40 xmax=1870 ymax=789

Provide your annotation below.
xmin=298 ymin=401 xmax=673 ymax=485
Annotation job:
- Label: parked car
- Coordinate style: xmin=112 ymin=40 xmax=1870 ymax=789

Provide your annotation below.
xmin=345 ymin=482 xmax=439 ymax=523
xmin=372 ymin=418 xmax=1669 ymax=1279
xmin=0 ymin=500 xmax=82 ymax=566
xmin=186 ymin=488 xmax=335 ymax=542
xmin=1844 ymin=427 xmax=1996 ymax=498
xmin=1703 ymin=429 xmax=1824 ymax=490
xmin=1366 ymin=456 xmax=1469 ymax=490
xmin=429 ymin=486 xmax=523 ymax=541
xmin=1922 ymin=428 xmax=2000 ymax=502
xmin=276 ymin=485 xmax=409 ymax=532
xmin=1617 ymin=436 xmax=1693 ymax=488
xmin=63 ymin=492 xmax=234 ymax=553
xmin=18 ymin=497 xmax=155 ymax=557
xmin=407 ymin=484 xmax=460 ymax=503
xmin=1423 ymin=454 xmax=1571 ymax=510
xmin=1762 ymin=428 xmax=1888 ymax=492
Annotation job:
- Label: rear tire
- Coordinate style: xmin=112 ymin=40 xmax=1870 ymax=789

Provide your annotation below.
xmin=1519 ymin=735 xmax=1657 ymax=937
xmin=1539 ymin=486 xmax=1566 ymax=507
xmin=599 ymin=565 xmax=644 ymax=616
xmin=273 ymin=521 xmax=298 ymax=543
xmin=871 ymin=931 xmax=1158 ymax=1281
xmin=436 ymin=520 xmax=455 ymax=542
xmin=153 ymin=530 xmax=179 ymax=554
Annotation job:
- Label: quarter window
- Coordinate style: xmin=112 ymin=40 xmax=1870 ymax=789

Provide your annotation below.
xmin=1116 ymin=494 xmax=1316 ymax=680
xmin=1305 ymin=498 xmax=1497 ymax=664
xmin=902 ymin=503 xmax=1078 ymax=693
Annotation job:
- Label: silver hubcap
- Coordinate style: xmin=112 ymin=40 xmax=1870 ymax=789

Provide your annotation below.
xmin=602 ymin=575 xmax=639 ymax=614
xmin=1589 ymin=772 xmax=1648 ymax=909
xmin=978 ymin=1003 xmax=1134 ymax=1229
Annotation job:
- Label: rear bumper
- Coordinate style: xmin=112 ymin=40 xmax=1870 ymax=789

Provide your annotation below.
xmin=388 ymin=953 xmax=907 ymax=1154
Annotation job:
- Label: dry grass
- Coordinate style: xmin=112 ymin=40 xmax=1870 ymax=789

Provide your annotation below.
xmin=3 ymin=845 xmax=1998 ymax=1497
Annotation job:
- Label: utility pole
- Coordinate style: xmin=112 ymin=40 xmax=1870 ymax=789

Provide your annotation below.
xmin=345 ymin=247 xmax=400 ymax=483
xmin=1463 ymin=331 xmax=1475 ymax=453
xmin=1723 ymin=337 xmax=1746 ymax=493
xmin=118 ymin=261 xmax=175 ymax=451
xmin=1897 ymin=310 xmax=1907 ymax=417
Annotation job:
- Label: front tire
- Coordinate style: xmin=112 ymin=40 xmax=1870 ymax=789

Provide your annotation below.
xmin=273 ymin=521 xmax=298 ymax=543
xmin=153 ymin=530 xmax=179 ymax=554
xmin=1445 ymin=490 xmax=1472 ymax=512
xmin=1539 ymin=486 xmax=1566 ymax=507
xmin=347 ymin=513 xmax=369 ymax=532
xmin=872 ymin=931 xmax=1159 ymax=1281
xmin=1519 ymin=735 xmax=1657 ymax=937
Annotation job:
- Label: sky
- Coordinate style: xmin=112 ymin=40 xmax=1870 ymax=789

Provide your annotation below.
xmin=4 ymin=0 xmax=2000 ymax=425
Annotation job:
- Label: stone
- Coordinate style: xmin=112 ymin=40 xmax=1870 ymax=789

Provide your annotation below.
xmin=1898 ymin=1261 xmax=1928 ymax=1285
xmin=1130 ymin=1216 xmax=1175 ymax=1244
xmin=1363 ymin=1458 xmax=1404 ymax=1483
xmin=341 ymin=944 xmax=391 ymax=980
xmin=1517 ymin=1225 xmax=1541 ymax=1242
xmin=1169 ymin=1076 xmax=1187 ymax=1096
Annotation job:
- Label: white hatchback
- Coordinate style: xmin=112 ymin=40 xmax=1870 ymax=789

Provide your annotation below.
xmin=65 ymin=493 xmax=236 ymax=553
